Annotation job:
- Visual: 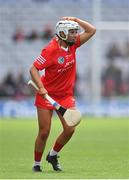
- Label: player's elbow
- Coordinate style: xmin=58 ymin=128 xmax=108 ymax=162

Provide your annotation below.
xmin=91 ymin=26 xmax=96 ymax=35
xmin=88 ymin=27 xmax=96 ymax=39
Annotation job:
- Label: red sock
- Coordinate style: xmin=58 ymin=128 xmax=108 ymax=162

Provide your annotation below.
xmin=53 ymin=142 xmax=64 ymax=152
xmin=34 ymin=151 xmax=43 ymax=161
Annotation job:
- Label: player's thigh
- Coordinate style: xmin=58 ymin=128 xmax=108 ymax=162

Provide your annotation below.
xmin=37 ymin=108 xmax=53 ymax=130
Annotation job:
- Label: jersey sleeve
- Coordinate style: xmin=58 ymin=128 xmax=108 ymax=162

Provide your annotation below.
xmin=33 ymin=49 xmax=52 ymax=70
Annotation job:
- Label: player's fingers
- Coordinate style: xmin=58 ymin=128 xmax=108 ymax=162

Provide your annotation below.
xmin=38 ymin=87 xmax=48 ymax=96
xmin=61 ymin=17 xmax=75 ymax=21
xmin=40 ymin=92 xmax=48 ymax=99
xmin=61 ymin=17 xmax=67 ymax=20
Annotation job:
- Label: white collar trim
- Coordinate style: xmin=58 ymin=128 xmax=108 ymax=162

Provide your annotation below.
xmin=61 ymin=46 xmax=68 ymax=51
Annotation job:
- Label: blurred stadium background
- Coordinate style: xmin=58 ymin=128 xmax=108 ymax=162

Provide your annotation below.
xmin=0 ymin=0 xmax=129 ymax=117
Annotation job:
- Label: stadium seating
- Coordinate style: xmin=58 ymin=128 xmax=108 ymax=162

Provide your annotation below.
xmin=0 ymin=0 xmax=129 ymax=98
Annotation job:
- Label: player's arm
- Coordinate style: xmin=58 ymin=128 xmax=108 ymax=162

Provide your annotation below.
xmin=76 ymin=18 xmax=96 ymax=45
xmin=62 ymin=17 xmax=96 ymax=45
xmin=29 ymin=64 xmax=47 ymax=95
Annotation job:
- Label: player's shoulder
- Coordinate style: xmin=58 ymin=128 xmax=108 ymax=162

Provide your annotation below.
xmin=41 ymin=37 xmax=58 ymax=56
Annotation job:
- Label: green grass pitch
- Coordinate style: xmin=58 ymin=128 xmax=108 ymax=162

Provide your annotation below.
xmin=0 ymin=116 xmax=128 ymax=179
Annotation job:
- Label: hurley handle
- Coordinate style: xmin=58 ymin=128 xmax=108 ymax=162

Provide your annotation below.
xmin=28 ymin=80 xmax=60 ymax=108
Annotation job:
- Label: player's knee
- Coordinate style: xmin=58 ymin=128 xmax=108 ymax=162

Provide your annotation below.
xmin=39 ymin=129 xmax=50 ymax=140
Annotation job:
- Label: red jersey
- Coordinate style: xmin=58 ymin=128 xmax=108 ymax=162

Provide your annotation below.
xmin=33 ymin=36 xmax=80 ymax=98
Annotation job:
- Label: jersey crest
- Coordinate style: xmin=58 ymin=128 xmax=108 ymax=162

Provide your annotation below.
xmin=58 ymin=56 xmax=65 ymax=64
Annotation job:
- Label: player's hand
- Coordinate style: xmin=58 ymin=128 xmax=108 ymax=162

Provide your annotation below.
xmin=38 ymin=87 xmax=48 ymax=97
xmin=62 ymin=16 xmax=77 ymax=22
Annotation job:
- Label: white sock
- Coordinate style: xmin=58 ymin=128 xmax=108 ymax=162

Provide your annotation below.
xmin=49 ymin=149 xmax=58 ymax=156
xmin=34 ymin=161 xmax=40 ymax=166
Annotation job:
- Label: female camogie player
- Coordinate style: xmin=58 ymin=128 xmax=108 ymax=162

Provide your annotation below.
xmin=29 ymin=16 xmax=96 ymax=172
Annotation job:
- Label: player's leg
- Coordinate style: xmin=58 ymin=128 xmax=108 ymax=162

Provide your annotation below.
xmin=46 ymin=108 xmax=76 ymax=171
xmin=33 ymin=108 xmax=53 ymax=172
xmin=54 ymin=109 xmax=75 ymax=147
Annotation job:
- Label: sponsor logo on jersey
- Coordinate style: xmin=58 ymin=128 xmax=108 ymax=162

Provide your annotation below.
xmin=58 ymin=56 xmax=65 ymax=64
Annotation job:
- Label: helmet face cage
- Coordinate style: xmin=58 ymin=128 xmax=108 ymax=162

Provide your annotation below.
xmin=56 ymin=20 xmax=79 ymax=40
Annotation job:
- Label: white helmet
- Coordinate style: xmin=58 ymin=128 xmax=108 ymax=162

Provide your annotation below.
xmin=56 ymin=20 xmax=79 ymax=40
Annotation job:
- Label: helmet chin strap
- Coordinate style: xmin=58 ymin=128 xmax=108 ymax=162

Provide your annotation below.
xmin=56 ymin=34 xmax=75 ymax=46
